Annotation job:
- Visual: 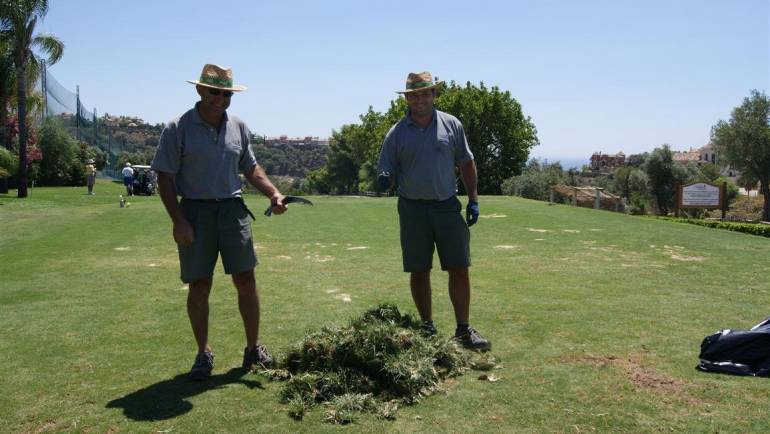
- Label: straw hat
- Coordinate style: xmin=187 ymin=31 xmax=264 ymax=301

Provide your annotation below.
xmin=396 ymin=71 xmax=444 ymax=94
xmin=187 ymin=64 xmax=247 ymax=92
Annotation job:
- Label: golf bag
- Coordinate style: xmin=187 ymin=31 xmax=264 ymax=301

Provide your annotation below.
xmin=697 ymin=317 xmax=770 ymax=376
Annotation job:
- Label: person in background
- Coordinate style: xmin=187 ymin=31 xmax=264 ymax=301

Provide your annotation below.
xmin=85 ymin=159 xmax=96 ymax=195
xmin=121 ymin=162 xmax=134 ymax=196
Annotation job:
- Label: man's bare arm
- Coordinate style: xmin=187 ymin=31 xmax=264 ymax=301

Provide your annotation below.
xmin=157 ymin=171 xmax=194 ymax=245
xmin=458 ymin=160 xmax=478 ymax=201
xmin=243 ymin=164 xmax=286 ymax=214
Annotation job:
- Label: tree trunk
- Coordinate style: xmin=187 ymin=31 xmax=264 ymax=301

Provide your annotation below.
xmin=760 ymin=178 xmax=770 ymax=222
xmin=0 ymin=56 xmax=9 ymax=150
xmin=16 ymin=62 xmax=27 ymax=198
xmin=0 ymin=93 xmax=7 ymax=151
xmin=0 ymin=90 xmax=8 ymax=151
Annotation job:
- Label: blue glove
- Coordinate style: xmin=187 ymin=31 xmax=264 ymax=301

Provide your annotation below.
xmin=377 ymin=172 xmax=392 ymax=191
xmin=466 ymin=200 xmax=479 ymax=227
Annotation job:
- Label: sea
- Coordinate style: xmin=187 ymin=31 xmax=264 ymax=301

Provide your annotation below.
xmin=532 ymin=157 xmax=588 ymax=170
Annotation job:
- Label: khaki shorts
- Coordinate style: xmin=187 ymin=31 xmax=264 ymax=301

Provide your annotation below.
xmin=178 ymin=199 xmax=257 ymax=283
xmin=397 ymin=196 xmax=471 ymax=272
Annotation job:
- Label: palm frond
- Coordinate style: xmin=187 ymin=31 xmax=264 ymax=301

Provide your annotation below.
xmin=32 ymin=34 xmax=63 ymax=65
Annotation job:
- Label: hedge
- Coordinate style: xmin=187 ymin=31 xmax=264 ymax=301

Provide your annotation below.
xmin=654 ymin=217 xmax=770 ymax=238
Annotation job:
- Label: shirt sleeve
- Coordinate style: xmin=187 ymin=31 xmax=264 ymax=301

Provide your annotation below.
xmin=377 ymin=126 xmax=398 ymax=174
xmin=454 ymin=121 xmax=474 ymax=164
xmin=238 ymin=122 xmax=258 ymax=173
xmin=151 ymin=122 xmax=180 ymax=174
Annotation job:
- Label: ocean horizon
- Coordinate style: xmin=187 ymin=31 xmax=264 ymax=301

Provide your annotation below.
xmin=531 ymin=156 xmax=588 ymax=170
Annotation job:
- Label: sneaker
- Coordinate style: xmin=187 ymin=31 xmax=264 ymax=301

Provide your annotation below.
xmin=419 ymin=321 xmax=437 ymax=337
xmin=189 ymin=351 xmax=214 ymax=380
xmin=454 ymin=327 xmax=491 ymax=351
xmin=242 ymin=344 xmax=273 ymax=369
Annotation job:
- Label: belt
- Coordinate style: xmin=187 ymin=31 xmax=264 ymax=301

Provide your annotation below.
xmin=182 ymin=197 xmax=255 ymax=220
xmin=399 ymin=195 xmax=455 ymax=203
xmin=183 ymin=197 xmax=239 ymax=203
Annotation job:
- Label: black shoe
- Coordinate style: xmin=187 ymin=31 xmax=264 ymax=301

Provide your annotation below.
xmin=242 ymin=344 xmax=273 ymax=369
xmin=454 ymin=327 xmax=491 ymax=351
xmin=189 ymin=351 xmax=214 ymax=380
xmin=419 ymin=321 xmax=437 ymax=337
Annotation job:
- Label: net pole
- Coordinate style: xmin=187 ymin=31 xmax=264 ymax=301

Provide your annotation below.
xmin=76 ymin=85 xmax=80 ymax=141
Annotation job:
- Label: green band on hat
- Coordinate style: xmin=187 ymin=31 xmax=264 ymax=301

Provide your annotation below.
xmin=200 ymin=76 xmax=233 ymax=87
xmin=406 ymin=81 xmax=434 ymax=89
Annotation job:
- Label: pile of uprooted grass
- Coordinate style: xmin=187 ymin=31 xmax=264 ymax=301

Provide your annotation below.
xmin=258 ymin=304 xmax=491 ymax=423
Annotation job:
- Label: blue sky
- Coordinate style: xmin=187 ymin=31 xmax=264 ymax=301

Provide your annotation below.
xmin=37 ymin=0 xmax=768 ymax=164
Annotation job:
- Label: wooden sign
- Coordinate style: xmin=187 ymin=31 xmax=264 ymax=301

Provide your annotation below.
xmin=680 ymin=182 xmax=722 ymax=208
xmin=675 ymin=182 xmax=727 ymax=218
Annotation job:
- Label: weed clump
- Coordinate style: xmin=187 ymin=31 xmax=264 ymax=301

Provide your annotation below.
xmin=260 ymin=304 xmax=473 ymax=422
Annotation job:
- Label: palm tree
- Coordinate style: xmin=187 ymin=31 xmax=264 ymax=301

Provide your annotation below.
xmin=1 ymin=0 xmax=63 ymax=198
xmin=1 ymin=37 xmax=13 ymax=151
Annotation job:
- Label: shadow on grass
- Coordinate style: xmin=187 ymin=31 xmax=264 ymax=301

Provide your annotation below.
xmin=106 ymin=368 xmax=263 ymax=421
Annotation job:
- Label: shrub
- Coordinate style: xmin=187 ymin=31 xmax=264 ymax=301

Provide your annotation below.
xmin=655 ymin=217 xmax=770 ymax=238
xmin=0 ymin=147 xmax=18 ymax=178
xmin=37 ymin=118 xmax=80 ymax=186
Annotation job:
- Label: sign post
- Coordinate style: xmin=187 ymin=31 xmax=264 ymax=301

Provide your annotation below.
xmin=676 ymin=182 xmax=726 ymax=219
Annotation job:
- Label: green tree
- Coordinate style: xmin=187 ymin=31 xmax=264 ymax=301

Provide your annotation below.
xmin=696 ymin=163 xmax=722 ymax=183
xmin=0 ymin=145 xmax=17 ymax=176
xmin=306 ymin=166 xmax=331 ymax=194
xmin=1 ymin=0 xmax=64 ymax=197
xmin=643 ymin=145 xmax=696 ymax=215
xmin=501 ymin=159 xmax=564 ymax=200
xmin=626 ymin=153 xmax=648 ymax=168
xmin=711 ymin=90 xmax=770 ymax=221
xmin=436 ymin=81 xmax=538 ymax=194
xmin=737 ymin=171 xmax=758 ymax=196
xmin=36 ymin=117 xmax=78 ymax=185
xmin=612 ymin=166 xmax=632 ymax=199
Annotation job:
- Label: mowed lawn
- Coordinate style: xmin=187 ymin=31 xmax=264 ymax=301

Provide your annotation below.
xmin=1 ymin=180 xmax=769 ymax=433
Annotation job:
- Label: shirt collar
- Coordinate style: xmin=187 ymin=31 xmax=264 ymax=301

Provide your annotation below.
xmin=192 ymin=101 xmax=229 ymax=127
xmin=406 ymin=108 xmax=437 ymax=127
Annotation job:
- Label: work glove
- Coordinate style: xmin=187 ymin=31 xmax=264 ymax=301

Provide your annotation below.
xmin=377 ymin=172 xmax=392 ymax=191
xmin=466 ymin=200 xmax=479 ymax=227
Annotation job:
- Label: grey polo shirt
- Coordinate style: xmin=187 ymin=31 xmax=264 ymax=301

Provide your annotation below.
xmin=151 ymin=103 xmax=257 ymax=199
xmin=378 ymin=109 xmax=474 ymax=201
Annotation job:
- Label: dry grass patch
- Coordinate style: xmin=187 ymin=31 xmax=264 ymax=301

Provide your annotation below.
xmin=561 ymin=352 xmax=703 ymax=406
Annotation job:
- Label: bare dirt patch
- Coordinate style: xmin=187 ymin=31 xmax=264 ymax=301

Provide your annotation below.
xmin=562 ymin=352 xmax=703 ymax=405
xmin=305 ymin=254 xmax=334 ymax=263
xmin=527 ymin=228 xmax=551 ymax=233
xmin=30 ymin=419 xmax=65 ymax=434
xmin=493 ymin=245 xmax=519 ymax=250
xmin=333 ymin=293 xmax=352 ymax=302
xmin=663 ymin=245 xmax=706 ymax=262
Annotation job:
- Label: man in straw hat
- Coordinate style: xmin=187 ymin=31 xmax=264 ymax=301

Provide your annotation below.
xmin=151 ymin=63 xmax=287 ymax=380
xmin=377 ymin=71 xmax=490 ymax=351
xmin=85 ymin=158 xmax=96 ymax=195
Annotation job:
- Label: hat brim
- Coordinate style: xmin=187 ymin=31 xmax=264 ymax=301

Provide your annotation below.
xmin=187 ymin=80 xmax=247 ymax=92
xmin=396 ymin=81 xmax=444 ymax=94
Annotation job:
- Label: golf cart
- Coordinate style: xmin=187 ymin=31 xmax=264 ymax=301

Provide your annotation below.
xmin=131 ymin=165 xmax=156 ymax=196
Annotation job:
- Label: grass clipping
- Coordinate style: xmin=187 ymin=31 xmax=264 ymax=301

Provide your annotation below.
xmin=258 ymin=304 xmax=487 ymax=423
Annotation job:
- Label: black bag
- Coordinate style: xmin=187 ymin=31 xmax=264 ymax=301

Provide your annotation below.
xmin=697 ymin=317 xmax=770 ymax=376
